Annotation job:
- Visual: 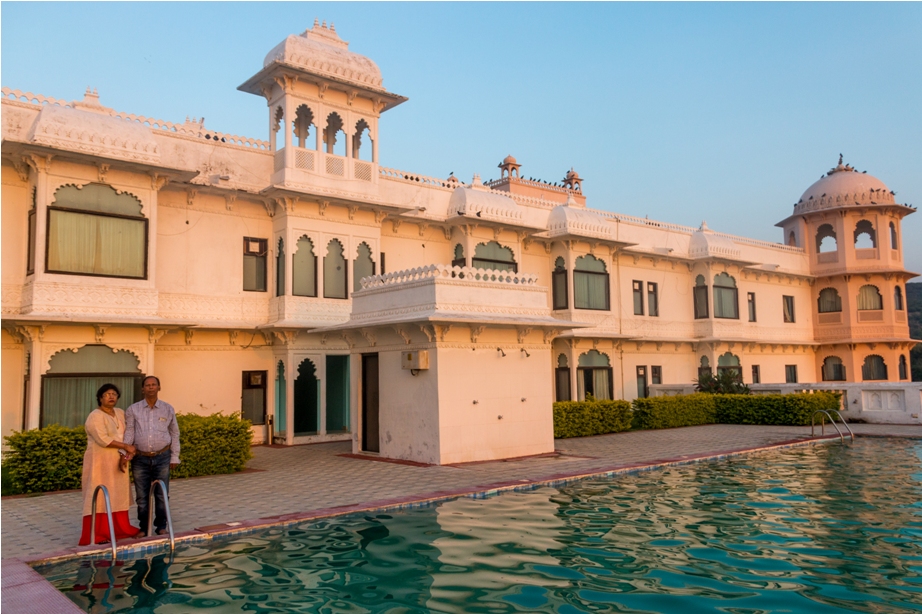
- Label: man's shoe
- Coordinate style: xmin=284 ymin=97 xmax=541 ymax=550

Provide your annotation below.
xmin=155 ymin=528 xmax=168 ymax=536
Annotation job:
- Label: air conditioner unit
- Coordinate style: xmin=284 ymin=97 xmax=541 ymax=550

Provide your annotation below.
xmin=402 ymin=350 xmax=429 ymax=370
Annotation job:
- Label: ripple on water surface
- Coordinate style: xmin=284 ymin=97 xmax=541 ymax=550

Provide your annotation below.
xmin=40 ymin=438 xmax=922 ymax=613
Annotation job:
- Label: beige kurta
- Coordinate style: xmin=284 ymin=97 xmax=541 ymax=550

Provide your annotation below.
xmin=81 ymin=408 xmax=132 ymax=516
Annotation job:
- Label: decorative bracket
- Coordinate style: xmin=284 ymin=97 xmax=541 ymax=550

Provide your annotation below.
xmin=418 ymin=222 xmax=429 ymax=238
xmin=542 ymin=329 xmax=559 ymax=345
xmin=516 ymin=327 xmax=533 ymax=345
xmin=93 ymin=325 xmax=108 ymax=344
xmin=318 ymin=200 xmax=329 ymax=216
xmin=225 ymin=192 xmax=237 ymax=211
xmin=360 ymin=328 xmax=378 ymax=347
xmin=469 ymin=325 xmax=485 ymax=344
xmin=391 ymin=326 xmax=412 ymax=345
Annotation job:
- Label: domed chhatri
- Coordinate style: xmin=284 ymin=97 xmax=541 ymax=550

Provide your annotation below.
xmin=795 ymin=155 xmax=895 ymax=213
xmin=263 ymin=19 xmax=385 ymax=90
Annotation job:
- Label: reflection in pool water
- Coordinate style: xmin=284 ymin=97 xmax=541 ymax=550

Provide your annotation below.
xmin=40 ymin=438 xmax=922 ymax=613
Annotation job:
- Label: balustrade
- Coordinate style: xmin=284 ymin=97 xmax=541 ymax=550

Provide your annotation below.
xmin=359 ymin=264 xmax=540 ymax=291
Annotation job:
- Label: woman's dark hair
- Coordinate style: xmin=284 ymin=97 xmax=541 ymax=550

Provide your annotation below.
xmin=96 ymin=383 xmax=121 ymax=406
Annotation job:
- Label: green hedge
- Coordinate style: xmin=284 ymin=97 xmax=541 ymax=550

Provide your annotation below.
xmin=632 ymin=394 xmax=717 ymax=430
xmin=2 ymin=413 xmax=253 ymax=495
xmin=631 ymin=392 xmax=842 ymax=430
xmin=553 ymin=400 xmax=632 ymax=438
xmin=713 ymin=391 xmax=841 ymax=426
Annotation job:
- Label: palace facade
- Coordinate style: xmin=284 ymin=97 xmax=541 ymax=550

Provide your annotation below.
xmin=2 ymin=23 xmax=918 ymax=463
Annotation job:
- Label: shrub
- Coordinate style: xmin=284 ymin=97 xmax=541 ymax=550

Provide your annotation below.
xmin=2 ymin=424 xmax=87 ymax=494
xmin=553 ymin=400 xmax=632 ymax=438
xmin=170 ymin=413 xmax=254 ymax=479
xmin=632 ymin=394 xmax=717 ymax=430
xmin=2 ymin=412 xmax=254 ymax=494
xmin=694 ymin=371 xmax=751 ymax=394
xmin=714 ymin=391 xmax=841 ymax=426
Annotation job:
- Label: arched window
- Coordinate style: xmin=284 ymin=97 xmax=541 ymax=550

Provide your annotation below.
xmin=294 ymin=358 xmax=319 ymax=434
xmin=822 ymin=356 xmax=846 ymax=381
xmin=573 ymin=254 xmax=609 ymax=310
xmin=717 ymin=352 xmax=741 ymax=380
xmin=555 ymin=354 xmax=570 ymax=402
xmin=352 ymin=119 xmax=373 ymax=161
xmin=353 ymin=242 xmax=376 ymax=292
xmin=898 ymin=355 xmax=908 ymax=380
xmin=577 ymin=350 xmax=612 ymax=400
xmin=698 ymin=355 xmax=712 ymax=379
xmin=552 ymin=257 xmax=568 ymax=310
xmin=694 ymin=275 xmax=709 ymax=319
xmin=894 ymin=286 xmax=904 ymax=310
xmin=451 ymin=244 xmax=466 ymax=268
xmin=862 ymin=355 xmax=888 ymax=381
xmin=293 ymin=236 xmax=317 ymax=297
xmin=43 ymin=345 xmax=142 ymax=428
xmin=713 ymin=273 xmax=739 ymax=319
xmin=276 ymin=238 xmax=286 ymax=297
xmin=857 ymin=285 xmax=883 ymax=310
xmin=817 ymin=288 xmax=842 ymax=313
xmin=815 ymin=224 xmax=837 ymax=253
xmin=293 ymin=105 xmax=315 ymax=149
xmin=274 ymin=361 xmax=287 ymax=434
xmin=787 ymin=230 xmax=797 ymax=247
xmin=890 ymin=222 xmax=898 ymax=249
xmin=323 ymin=239 xmax=347 ymax=299
xmin=854 ymin=220 xmax=876 ymax=248
xmin=271 ymin=106 xmax=284 ymax=150
xmin=323 ymin=112 xmax=346 ymax=157
xmin=473 ymin=241 xmax=517 ymax=272
xmin=47 ymin=184 xmax=147 ymax=279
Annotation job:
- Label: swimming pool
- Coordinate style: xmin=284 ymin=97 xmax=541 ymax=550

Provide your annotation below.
xmin=39 ymin=438 xmax=922 ymax=613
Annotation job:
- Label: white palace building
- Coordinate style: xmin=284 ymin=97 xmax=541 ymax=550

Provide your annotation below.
xmin=2 ymin=23 xmax=919 ymax=464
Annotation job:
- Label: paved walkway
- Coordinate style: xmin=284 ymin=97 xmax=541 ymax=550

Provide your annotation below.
xmin=3 ymin=423 xmax=920 ymax=563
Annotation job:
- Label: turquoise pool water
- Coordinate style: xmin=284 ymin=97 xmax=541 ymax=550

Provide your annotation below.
xmin=40 ymin=438 xmax=922 ymax=613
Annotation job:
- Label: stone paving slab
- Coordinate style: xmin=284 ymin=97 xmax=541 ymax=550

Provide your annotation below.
xmin=3 ymin=423 xmax=920 ymax=563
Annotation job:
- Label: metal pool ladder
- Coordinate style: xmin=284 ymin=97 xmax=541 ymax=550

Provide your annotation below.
xmin=90 ymin=485 xmax=118 ymax=561
xmin=148 ymin=479 xmax=176 ymax=553
xmin=811 ymin=410 xmax=854 ymax=443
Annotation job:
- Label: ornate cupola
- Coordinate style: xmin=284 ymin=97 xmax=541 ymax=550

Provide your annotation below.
xmin=562 ymin=168 xmax=583 ymax=192
xmin=238 ymin=20 xmax=407 ymax=186
xmin=498 ymin=155 xmax=521 ymax=179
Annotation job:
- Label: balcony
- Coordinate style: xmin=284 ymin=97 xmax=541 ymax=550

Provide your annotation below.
xmin=273 ymin=147 xmax=376 ymax=184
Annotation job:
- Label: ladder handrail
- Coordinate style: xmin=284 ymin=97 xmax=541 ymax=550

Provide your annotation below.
xmin=147 ymin=479 xmax=176 ymax=552
xmin=90 ymin=484 xmax=118 ymax=561
xmin=811 ymin=409 xmax=854 ymax=443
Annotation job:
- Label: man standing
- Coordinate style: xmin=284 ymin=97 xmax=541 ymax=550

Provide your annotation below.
xmin=125 ymin=376 xmax=180 ymax=536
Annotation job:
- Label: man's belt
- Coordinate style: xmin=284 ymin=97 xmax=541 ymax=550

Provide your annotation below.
xmin=136 ymin=445 xmax=170 ymax=457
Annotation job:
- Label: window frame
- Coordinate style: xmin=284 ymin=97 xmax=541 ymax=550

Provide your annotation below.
xmin=785 ymin=364 xmax=798 ymax=384
xmin=27 ymin=208 xmax=36 ymax=275
xmin=751 ymin=365 xmax=761 ymax=384
xmin=647 ymin=282 xmax=659 ymax=317
xmin=651 ymin=365 xmax=662 ymax=385
xmin=577 ymin=366 xmax=614 ymax=400
xmin=821 ymin=357 xmax=846 ymax=382
xmin=632 ymin=280 xmax=644 ymax=315
xmin=694 ymin=284 xmax=709 ymax=319
xmin=636 ymin=365 xmax=648 ymax=398
xmin=243 ymin=237 xmax=268 ymax=292
xmin=713 ymin=278 xmax=739 ymax=320
xmin=45 ymin=206 xmax=149 ymax=280
xmin=573 ymin=270 xmax=610 ymax=311
xmin=241 ymin=370 xmax=267 ymax=426
xmin=552 ymin=262 xmax=568 ymax=310
xmin=555 ymin=367 xmax=571 ymax=402
xmin=783 ymin=295 xmax=795 ymax=323
xmin=747 ymin=292 xmax=757 ymax=322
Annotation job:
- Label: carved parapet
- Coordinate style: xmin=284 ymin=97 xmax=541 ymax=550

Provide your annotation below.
xmin=359 ymin=264 xmax=539 ymax=291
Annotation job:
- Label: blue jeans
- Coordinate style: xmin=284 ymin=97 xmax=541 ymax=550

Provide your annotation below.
xmin=132 ymin=452 xmax=171 ymax=533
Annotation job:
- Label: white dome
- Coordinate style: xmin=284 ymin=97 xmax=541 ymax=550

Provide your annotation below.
xmin=264 ymin=22 xmax=384 ymax=91
xmin=688 ymin=222 xmax=741 ymax=260
xmin=795 ymin=158 xmax=894 ymax=213
xmin=547 ymin=205 xmax=612 ymax=240
xmin=448 ymin=185 xmax=524 ymax=225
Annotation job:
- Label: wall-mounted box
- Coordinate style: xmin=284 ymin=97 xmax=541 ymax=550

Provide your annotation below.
xmin=402 ymin=350 xmax=430 ymax=370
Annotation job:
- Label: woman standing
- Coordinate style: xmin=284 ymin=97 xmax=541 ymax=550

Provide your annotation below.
xmin=78 ymin=383 xmax=142 ymax=545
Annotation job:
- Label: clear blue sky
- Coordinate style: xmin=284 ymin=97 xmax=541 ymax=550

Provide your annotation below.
xmin=3 ymin=2 xmax=921 ymax=273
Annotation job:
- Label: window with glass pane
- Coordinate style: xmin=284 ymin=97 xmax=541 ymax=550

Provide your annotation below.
xmin=27 ymin=205 xmax=36 ymax=275
xmin=577 ymin=350 xmax=612 ymax=400
xmin=243 ymin=237 xmax=267 ymax=291
xmin=632 ymin=280 xmax=644 ymax=315
xmin=894 ymin=286 xmax=904 ymax=310
xmin=698 ymin=356 xmax=712 ymax=379
xmin=636 ymin=366 xmax=648 ymax=398
xmin=747 ymin=292 xmax=757 ymax=322
xmin=857 ymin=285 xmax=882 ymax=310
xmin=353 ymin=242 xmax=375 ymax=292
xmin=713 ymin=273 xmax=739 ymax=319
xmin=326 ymin=355 xmax=350 ymax=431
xmin=242 ymin=371 xmax=267 ymax=425
xmin=899 ymin=355 xmax=908 ymax=380
xmin=822 ymin=356 xmax=845 ymax=381
xmin=276 ymin=238 xmax=285 ymax=296
xmin=472 ymin=241 xmax=516 ymax=272
xmin=862 ymin=355 xmax=887 ymax=380
xmin=785 ymin=365 xmax=798 ymax=383
xmin=292 ymin=236 xmax=317 ymax=297
xmin=783 ymin=296 xmax=795 ymax=323
xmin=555 ymin=354 xmax=571 ymax=402
xmin=574 ymin=255 xmax=610 ymax=310
xmin=647 ymin=282 xmax=659 ymax=316
xmin=552 ymin=257 xmax=568 ymax=310
xmin=324 ymin=239 xmax=347 ymax=299
xmin=817 ymin=288 xmax=842 ymax=312
xmin=651 ymin=365 xmax=662 ymax=385
xmin=717 ymin=352 xmax=741 ymax=381
xmin=694 ymin=275 xmax=709 ymax=319
xmin=751 ymin=365 xmax=760 ymax=384
xmin=46 ymin=184 xmax=148 ymax=279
